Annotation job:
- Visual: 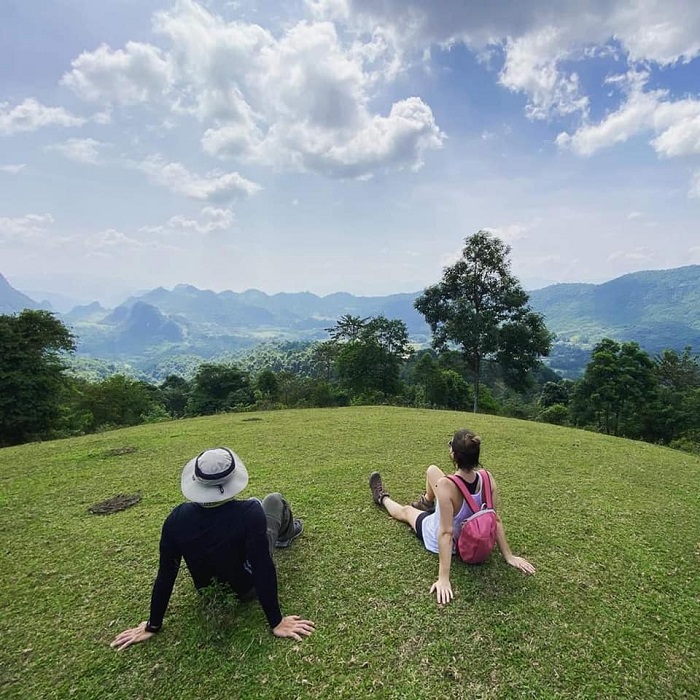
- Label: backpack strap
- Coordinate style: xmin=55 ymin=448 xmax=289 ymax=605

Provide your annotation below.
xmin=446 ymin=474 xmax=482 ymax=515
xmin=478 ymin=469 xmax=494 ymax=510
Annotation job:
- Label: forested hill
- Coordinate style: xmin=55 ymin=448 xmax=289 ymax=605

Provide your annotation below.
xmin=529 ymin=264 xmax=700 ymax=352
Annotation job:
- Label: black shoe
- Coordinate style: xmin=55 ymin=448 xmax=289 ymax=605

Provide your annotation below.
xmin=275 ymin=518 xmax=304 ymax=548
xmin=369 ymin=472 xmax=390 ymax=506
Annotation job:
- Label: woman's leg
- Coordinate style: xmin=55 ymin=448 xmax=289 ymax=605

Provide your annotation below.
xmin=382 ymin=498 xmax=423 ymax=532
xmin=424 ymin=464 xmax=445 ymax=502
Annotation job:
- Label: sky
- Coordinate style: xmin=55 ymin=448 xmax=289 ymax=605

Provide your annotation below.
xmin=1 ymin=0 xmax=699 ymax=305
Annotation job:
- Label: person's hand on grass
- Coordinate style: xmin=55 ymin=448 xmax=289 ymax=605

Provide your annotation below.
xmin=110 ymin=622 xmax=156 ymax=651
xmin=506 ymin=555 xmax=536 ymax=574
xmin=430 ymin=578 xmax=453 ymax=604
xmin=272 ymin=615 xmax=315 ymax=641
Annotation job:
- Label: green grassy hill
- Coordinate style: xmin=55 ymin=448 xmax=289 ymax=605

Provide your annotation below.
xmin=1 ymin=407 xmax=698 ymax=699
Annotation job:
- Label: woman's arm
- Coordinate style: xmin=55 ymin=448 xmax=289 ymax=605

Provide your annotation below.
xmin=491 ymin=476 xmax=536 ymax=575
xmin=430 ymin=479 xmax=456 ymax=604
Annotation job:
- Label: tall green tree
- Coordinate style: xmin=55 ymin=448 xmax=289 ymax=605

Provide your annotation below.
xmin=414 ymin=231 xmax=553 ymax=412
xmin=72 ymin=375 xmax=160 ymax=431
xmin=186 ymin=363 xmax=253 ymax=416
xmin=539 ymin=380 xmax=574 ymax=408
xmin=652 ymin=347 xmax=700 ymax=443
xmin=326 ymin=314 xmax=368 ymax=343
xmin=412 ymin=353 xmax=471 ymax=410
xmin=325 ymin=314 xmax=412 ymax=398
xmin=654 ymin=347 xmax=700 ymax=393
xmin=570 ymin=339 xmax=657 ymax=437
xmin=159 ymin=374 xmax=190 ymax=418
xmin=255 ymin=368 xmax=280 ymax=401
xmin=0 ymin=310 xmax=75 ymax=446
xmin=310 ymin=341 xmax=339 ymax=381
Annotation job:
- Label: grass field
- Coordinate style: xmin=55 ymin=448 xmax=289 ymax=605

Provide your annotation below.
xmin=1 ymin=406 xmax=698 ymax=699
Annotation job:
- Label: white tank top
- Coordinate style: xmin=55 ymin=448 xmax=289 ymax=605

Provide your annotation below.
xmin=421 ymin=474 xmax=483 ymax=554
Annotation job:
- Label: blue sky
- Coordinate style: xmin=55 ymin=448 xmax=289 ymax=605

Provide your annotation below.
xmin=1 ymin=0 xmax=699 ymax=305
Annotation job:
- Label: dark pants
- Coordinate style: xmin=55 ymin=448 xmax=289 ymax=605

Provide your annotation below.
xmin=239 ymin=493 xmax=295 ymax=602
xmin=261 ymin=492 xmax=295 ymax=555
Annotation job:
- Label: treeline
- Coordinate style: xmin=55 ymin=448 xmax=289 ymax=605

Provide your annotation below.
xmin=2 ymin=310 xmax=698 ymax=456
xmin=536 ymin=340 xmax=700 ymax=454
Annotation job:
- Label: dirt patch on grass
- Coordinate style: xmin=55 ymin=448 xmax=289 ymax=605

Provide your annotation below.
xmin=241 ymin=417 xmax=263 ymax=422
xmin=88 ymin=494 xmax=141 ymax=515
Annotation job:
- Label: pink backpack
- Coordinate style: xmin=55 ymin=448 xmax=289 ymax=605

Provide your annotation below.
xmin=446 ymin=470 xmax=497 ymax=564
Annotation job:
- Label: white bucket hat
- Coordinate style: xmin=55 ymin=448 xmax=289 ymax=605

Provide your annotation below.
xmin=181 ymin=447 xmax=249 ymax=504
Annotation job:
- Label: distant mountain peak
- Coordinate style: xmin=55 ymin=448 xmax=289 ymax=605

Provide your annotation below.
xmin=0 ymin=273 xmax=42 ymax=314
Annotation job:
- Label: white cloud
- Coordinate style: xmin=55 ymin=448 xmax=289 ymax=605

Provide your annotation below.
xmin=321 ymin=1 xmax=700 ymax=120
xmin=499 ymin=28 xmax=588 ymax=119
xmin=0 ymin=164 xmax=26 ymax=174
xmin=612 ymin=1 xmax=700 ymax=65
xmin=607 ymin=247 xmax=654 ymax=264
xmin=651 ymin=114 xmax=700 ymax=157
xmin=485 ymin=222 xmax=532 ymax=244
xmin=45 ymin=138 xmax=107 ymax=164
xmin=78 ymin=228 xmax=184 ymax=262
xmin=690 ymin=171 xmax=700 ymax=198
xmin=0 ymin=99 xmax=85 ymax=135
xmin=257 ymin=96 xmax=443 ymax=178
xmin=61 ymin=42 xmax=174 ymax=105
xmin=332 ymin=0 xmax=700 ymax=63
xmin=141 ymin=206 xmax=235 ymax=234
xmin=90 ymin=228 xmax=145 ymax=249
xmin=153 ymin=1 xmax=274 ymax=122
xmin=307 ymin=0 xmax=349 ymax=21
xmin=175 ymin=4 xmax=441 ymax=176
xmin=0 ymin=213 xmax=54 ymax=239
xmin=556 ymin=71 xmax=700 ymax=162
xmin=62 ymin=1 xmax=442 ymax=178
xmin=134 ymin=156 xmax=261 ymax=202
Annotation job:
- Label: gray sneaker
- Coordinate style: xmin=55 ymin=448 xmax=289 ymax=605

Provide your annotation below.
xmin=275 ymin=518 xmax=304 ymax=548
xmin=369 ymin=472 xmax=390 ymax=506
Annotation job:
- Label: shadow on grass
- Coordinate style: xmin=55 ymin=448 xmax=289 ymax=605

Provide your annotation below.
xmin=181 ymin=582 xmax=270 ymax=658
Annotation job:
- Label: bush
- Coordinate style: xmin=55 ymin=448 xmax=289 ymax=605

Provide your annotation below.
xmin=497 ymin=390 xmax=538 ymax=419
xmin=537 ymin=404 xmax=570 ymax=425
xmin=669 ymin=430 xmax=700 ymax=456
xmin=141 ymin=404 xmax=172 ymax=424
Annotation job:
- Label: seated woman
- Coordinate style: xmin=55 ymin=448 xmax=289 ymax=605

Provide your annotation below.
xmin=369 ymin=428 xmax=535 ymax=604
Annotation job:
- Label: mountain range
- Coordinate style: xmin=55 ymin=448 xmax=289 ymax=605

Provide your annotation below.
xmin=2 ymin=266 xmax=699 ymax=376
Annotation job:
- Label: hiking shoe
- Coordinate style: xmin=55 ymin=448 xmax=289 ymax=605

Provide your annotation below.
xmin=411 ymin=493 xmax=435 ymax=512
xmin=369 ymin=471 xmax=390 ymax=506
xmin=275 ymin=518 xmax=304 ymax=548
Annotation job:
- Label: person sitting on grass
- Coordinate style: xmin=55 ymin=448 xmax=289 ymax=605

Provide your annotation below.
xmin=369 ymin=429 xmax=535 ymax=605
xmin=111 ymin=447 xmax=315 ymax=650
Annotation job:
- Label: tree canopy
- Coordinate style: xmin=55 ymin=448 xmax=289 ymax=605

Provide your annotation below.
xmin=322 ymin=314 xmax=412 ymax=398
xmin=0 ymin=310 xmax=75 ymax=446
xmin=570 ymin=338 xmax=658 ymax=437
xmin=415 ymin=231 xmax=553 ymax=411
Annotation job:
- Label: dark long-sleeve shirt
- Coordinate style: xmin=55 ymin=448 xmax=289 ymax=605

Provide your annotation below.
xmin=148 ymin=498 xmax=282 ymax=629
